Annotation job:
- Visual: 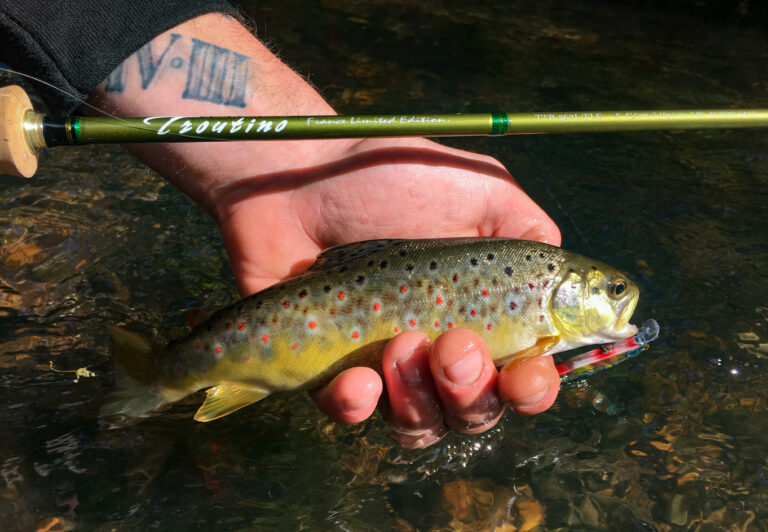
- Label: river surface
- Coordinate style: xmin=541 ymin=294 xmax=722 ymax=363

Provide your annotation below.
xmin=1 ymin=1 xmax=767 ymax=530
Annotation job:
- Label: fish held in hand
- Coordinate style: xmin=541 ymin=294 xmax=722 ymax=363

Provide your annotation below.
xmin=101 ymin=238 xmax=639 ymax=423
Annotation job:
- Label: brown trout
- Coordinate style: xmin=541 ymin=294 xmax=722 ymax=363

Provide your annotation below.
xmin=103 ymin=238 xmax=639 ymax=423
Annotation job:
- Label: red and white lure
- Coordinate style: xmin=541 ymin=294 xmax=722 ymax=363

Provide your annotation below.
xmin=557 ymin=319 xmax=660 ymax=383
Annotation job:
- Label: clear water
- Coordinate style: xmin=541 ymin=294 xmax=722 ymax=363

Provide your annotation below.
xmin=1 ymin=1 xmax=767 ymax=530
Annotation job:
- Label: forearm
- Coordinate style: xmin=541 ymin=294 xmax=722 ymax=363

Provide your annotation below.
xmin=86 ymin=12 xmax=345 ymax=217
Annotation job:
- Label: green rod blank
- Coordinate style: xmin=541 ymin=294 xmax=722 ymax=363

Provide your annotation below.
xmin=33 ymin=109 xmax=768 ymax=148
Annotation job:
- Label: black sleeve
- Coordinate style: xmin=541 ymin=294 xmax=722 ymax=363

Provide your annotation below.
xmin=0 ymin=0 xmax=238 ymax=114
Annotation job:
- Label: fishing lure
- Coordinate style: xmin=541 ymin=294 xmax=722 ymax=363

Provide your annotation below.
xmin=557 ymin=319 xmax=660 ymax=383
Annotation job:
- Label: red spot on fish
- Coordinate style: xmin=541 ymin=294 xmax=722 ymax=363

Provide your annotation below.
xmin=261 ymin=334 xmax=269 ymax=343
xmin=338 ymin=291 xmax=345 ymax=301
xmin=482 ymin=289 xmax=489 ymax=297
xmin=393 ymin=327 xmax=400 ymax=333
xmin=244 ymin=355 xmax=250 ymax=361
xmin=487 ymin=323 xmax=493 ymax=330
xmin=215 ymin=347 xmax=222 ymax=354
xmin=400 ymin=284 xmax=408 ymax=294
xmin=448 ymin=322 xmax=455 ymax=328
xmin=470 ymin=309 xmax=478 ymax=317
xmin=308 ymin=321 xmax=317 ymax=329
xmin=510 ymin=301 xmax=518 ymax=310
xmin=373 ymin=302 xmax=381 ymax=311
xmin=539 ymin=314 xmax=545 ymax=322
xmin=409 ymin=318 xmax=416 ymax=327
xmin=435 ymin=296 xmax=443 ymax=305
xmin=351 ymin=331 xmax=360 ymax=339
xmin=176 ymin=365 xmax=182 ymax=373
xmin=283 ymin=301 xmax=290 ymax=308
xmin=203 ymin=368 xmax=208 ymax=373
xmin=528 ymin=282 xmax=536 ymax=290
xmin=195 ymin=343 xmax=201 ymax=350
xmin=225 ymin=323 xmax=232 ymax=330
xmin=291 ymin=343 xmax=298 ymax=350
xmin=237 ymin=323 xmax=245 ymax=330
xmin=434 ymin=321 xmax=440 ymax=328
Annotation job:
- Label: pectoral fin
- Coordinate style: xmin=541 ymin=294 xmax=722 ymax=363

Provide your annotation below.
xmin=496 ymin=335 xmax=561 ymax=367
xmin=194 ymin=384 xmax=270 ymax=422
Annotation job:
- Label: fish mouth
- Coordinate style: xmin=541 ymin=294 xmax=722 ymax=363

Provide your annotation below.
xmin=612 ymin=292 xmax=639 ymax=338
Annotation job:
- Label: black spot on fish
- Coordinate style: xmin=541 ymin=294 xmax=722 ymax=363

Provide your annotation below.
xmin=329 ymin=308 xmax=337 ymax=317
xmin=568 ymin=268 xmax=575 ymax=273
xmin=453 ymin=273 xmax=460 ymax=282
xmin=323 ymin=285 xmax=332 ymax=293
xmin=473 ymin=278 xmax=480 ymax=286
xmin=548 ymin=263 xmax=556 ymax=272
xmin=399 ymin=250 xmax=407 ymax=257
xmin=592 ymin=287 xmax=599 ymax=294
xmin=299 ymin=289 xmax=308 ymax=298
xmin=368 ymin=260 xmax=375 ymax=267
xmin=206 ymin=324 xmax=212 ymax=331
xmin=429 ymin=261 xmax=437 ymax=270
xmin=417 ymin=280 xmax=423 ymax=287
xmin=539 ymin=252 xmax=545 ymax=258
xmin=591 ymin=265 xmax=598 ymax=270
xmin=380 ymin=260 xmax=388 ymax=269
xmin=427 ymin=284 xmax=434 ymax=294
xmin=470 ymin=258 xmax=479 ymax=266
xmin=487 ymin=253 xmax=494 ymax=261
xmin=340 ymin=265 xmax=349 ymax=273
xmin=510 ymin=301 xmax=518 ymax=310
xmin=492 ymin=278 xmax=498 ymax=286
xmin=356 ymin=275 xmax=365 ymax=285
xmin=525 ymin=255 xmax=532 ymax=261
xmin=406 ymin=264 xmax=414 ymax=272
xmin=459 ymin=306 xmax=466 ymax=314
xmin=504 ymin=267 xmax=514 ymax=276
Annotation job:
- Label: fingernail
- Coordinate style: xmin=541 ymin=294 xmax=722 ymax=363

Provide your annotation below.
xmin=512 ymin=388 xmax=548 ymax=409
xmin=520 ymin=226 xmax=549 ymax=244
xmin=443 ymin=349 xmax=484 ymax=386
xmin=395 ymin=345 xmax=429 ymax=387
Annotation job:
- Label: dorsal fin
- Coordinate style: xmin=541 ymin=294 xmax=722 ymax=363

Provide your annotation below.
xmin=307 ymin=239 xmax=404 ymax=272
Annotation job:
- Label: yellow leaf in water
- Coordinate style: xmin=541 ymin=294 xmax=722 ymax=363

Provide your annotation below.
xmin=649 ymin=440 xmax=672 ymax=451
xmin=677 ymin=472 xmax=700 ymax=485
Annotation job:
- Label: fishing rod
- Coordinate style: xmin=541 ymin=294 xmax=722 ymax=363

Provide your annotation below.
xmin=2 ymin=84 xmax=768 ymax=178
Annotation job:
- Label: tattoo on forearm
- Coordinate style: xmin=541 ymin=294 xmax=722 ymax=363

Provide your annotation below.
xmin=183 ymin=39 xmax=249 ymax=107
xmin=137 ymin=33 xmax=182 ymax=90
xmin=105 ymin=33 xmax=250 ymax=109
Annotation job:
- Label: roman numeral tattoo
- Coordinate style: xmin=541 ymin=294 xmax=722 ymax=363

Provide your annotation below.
xmin=104 ymin=33 xmax=251 ymax=109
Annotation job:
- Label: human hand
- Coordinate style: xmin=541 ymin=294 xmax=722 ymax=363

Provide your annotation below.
xmin=206 ymin=136 xmax=562 ymax=448
xmin=313 ymin=329 xmax=561 ymax=448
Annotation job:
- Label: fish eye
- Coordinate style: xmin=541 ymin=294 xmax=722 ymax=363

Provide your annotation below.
xmin=610 ymin=279 xmax=627 ymax=298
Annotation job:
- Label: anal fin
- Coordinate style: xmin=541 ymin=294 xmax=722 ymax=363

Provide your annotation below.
xmin=194 ymin=384 xmax=270 ymax=422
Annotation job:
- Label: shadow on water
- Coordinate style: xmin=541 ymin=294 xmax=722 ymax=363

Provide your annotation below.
xmin=1 ymin=1 xmax=767 ymax=530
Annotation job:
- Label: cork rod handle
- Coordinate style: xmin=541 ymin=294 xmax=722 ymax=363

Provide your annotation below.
xmin=0 ymin=85 xmax=38 ymax=178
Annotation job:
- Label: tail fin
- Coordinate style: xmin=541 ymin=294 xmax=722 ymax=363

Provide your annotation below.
xmin=100 ymin=326 xmax=186 ymax=424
